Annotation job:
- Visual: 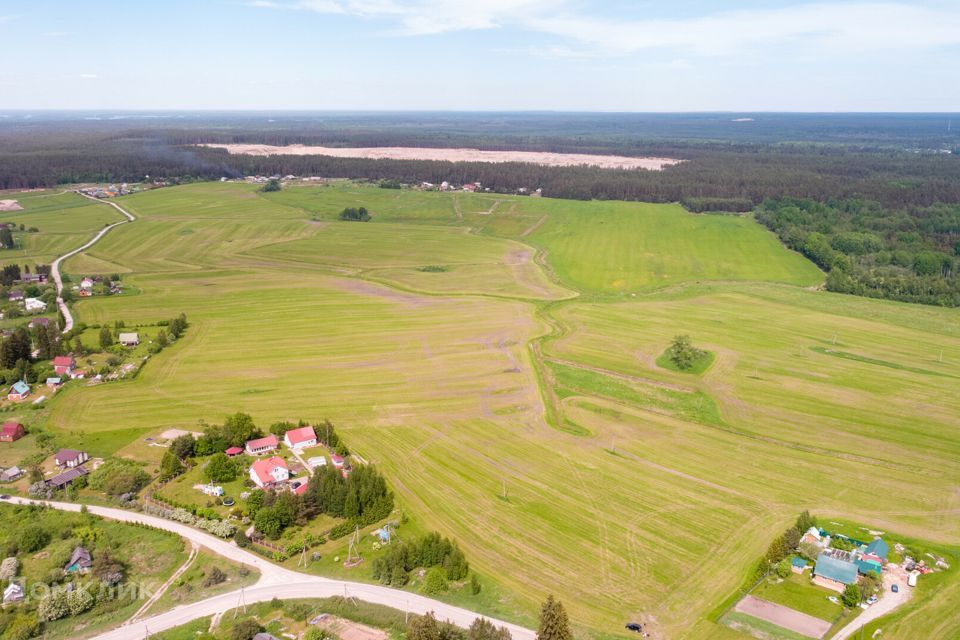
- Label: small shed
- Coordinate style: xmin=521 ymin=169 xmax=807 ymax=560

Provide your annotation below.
xmin=65 ymin=547 xmax=92 ymax=573
xmin=7 ymin=381 xmax=30 ymax=401
xmin=225 ymin=446 xmax=244 ymax=457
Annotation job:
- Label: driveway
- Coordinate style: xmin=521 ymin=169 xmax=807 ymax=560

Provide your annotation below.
xmin=3 ymin=498 xmax=535 ymax=640
xmin=832 ymin=564 xmax=913 ymax=640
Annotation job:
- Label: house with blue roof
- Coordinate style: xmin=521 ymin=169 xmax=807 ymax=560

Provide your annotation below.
xmin=813 ymin=552 xmax=859 ymax=592
xmin=6 ymin=380 xmax=29 ymax=402
xmin=790 ymin=556 xmax=809 ymax=574
xmin=864 ymin=538 xmax=889 ymax=561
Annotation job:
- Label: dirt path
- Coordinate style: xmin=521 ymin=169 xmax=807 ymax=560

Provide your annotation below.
xmin=734 ymin=595 xmax=832 ymax=638
xmin=52 ymin=192 xmax=136 ymax=333
xmin=126 ymin=541 xmax=200 ymax=624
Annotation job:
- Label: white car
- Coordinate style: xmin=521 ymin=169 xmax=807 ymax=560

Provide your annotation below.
xmin=828 ymin=596 xmax=840 ymax=604
xmin=866 ymin=595 xmax=879 ymax=605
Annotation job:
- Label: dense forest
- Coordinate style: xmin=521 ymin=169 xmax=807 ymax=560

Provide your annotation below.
xmin=1 ymin=114 xmax=959 ymax=208
xmin=756 ymin=198 xmax=960 ymax=306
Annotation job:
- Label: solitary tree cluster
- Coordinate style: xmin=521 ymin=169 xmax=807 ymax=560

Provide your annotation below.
xmin=339 ymin=206 xmax=372 ymax=222
xmin=666 ymin=334 xmax=707 ymax=371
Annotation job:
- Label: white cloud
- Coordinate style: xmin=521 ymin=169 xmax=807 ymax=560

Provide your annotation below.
xmin=247 ymin=0 xmax=960 ymax=57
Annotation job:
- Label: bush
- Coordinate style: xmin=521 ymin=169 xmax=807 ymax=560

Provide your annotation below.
xmin=67 ymin=588 xmax=95 ymax=615
xmin=19 ymin=525 xmax=50 ymax=553
xmin=38 ymin=590 xmax=69 ymax=621
xmin=421 ymin=566 xmax=449 ymax=595
xmin=842 ymin=583 xmax=861 ymax=607
xmin=202 ymin=566 xmax=226 ymax=588
xmin=339 ymin=207 xmax=372 ymax=222
xmin=231 ymin=618 xmax=265 ymax=640
xmin=776 ymin=559 xmax=791 ymax=578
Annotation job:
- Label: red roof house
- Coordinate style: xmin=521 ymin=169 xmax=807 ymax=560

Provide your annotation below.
xmin=0 ymin=421 xmax=24 ymax=443
xmin=249 ymin=456 xmax=289 ymax=488
xmin=245 ymin=434 xmax=279 ymax=456
xmin=283 ymin=426 xmax=317 ymax=449
xmin=331 ymin=454 xmax=345 ymax=469
xmin=53 ymin=356 xmax=76 ymax=376
xmin=292 ymin=481 xmax=309 ymax=495
xmin=224 ymin=446 xmax=244 ymax=457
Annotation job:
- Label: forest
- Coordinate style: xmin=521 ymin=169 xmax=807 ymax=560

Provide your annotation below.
xmin=1 ymin=113 xmax=959 ymax=208
xmin=756 ymin=197 xmax=960 ymax=306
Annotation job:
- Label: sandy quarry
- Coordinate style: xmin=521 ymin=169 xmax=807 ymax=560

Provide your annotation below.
xmin=0 ymin=200 xmax=23 ymax=212
xmin=202 ymin=143 xmax=682 ymax=171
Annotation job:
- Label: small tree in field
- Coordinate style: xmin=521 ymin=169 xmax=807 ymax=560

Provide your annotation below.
xmin=259 ymin=179 xmax=281 ymax=193
xmin=667 ymin=334 xmax=706 ymax=370
xmin=99 ymin=326 xmax=113 ymax=350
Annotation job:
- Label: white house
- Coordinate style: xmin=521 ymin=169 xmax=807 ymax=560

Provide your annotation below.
xmin=3 ymin=582 xmax=23 ymax=603
xmin=80 ymin=278 xmax=94 ymax=290
xmin=118 ymin=332 xmax=140 ymax=346
xmin=24 ymin=298 xmax=46 ymax=313
xmin=249 ymin=456 xmax=289 ymax=488
xmin=283 ymin=426 xmax=317 ymax=449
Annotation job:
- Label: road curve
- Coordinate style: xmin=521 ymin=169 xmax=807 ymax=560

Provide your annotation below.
xmin=51 ymin=192 xmax=136 ymax=334
xmin=4 ymin=499 xmax=535 ymax=640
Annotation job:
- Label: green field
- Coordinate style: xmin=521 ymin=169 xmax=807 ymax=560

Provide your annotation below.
xmin=750 ymin=574 xmax=842 ymax=621
xmin=14 ymin=182 xmax=957 ymax=639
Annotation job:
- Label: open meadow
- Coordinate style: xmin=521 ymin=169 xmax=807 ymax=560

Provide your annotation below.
xmin=17 ymin=182 xmax=958 ymax=639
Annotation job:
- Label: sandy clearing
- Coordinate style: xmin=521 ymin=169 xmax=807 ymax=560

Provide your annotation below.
xmin=734 ymin=595 xmax=832 ymax=639
xmin=202 ymin=144 xmax=682 ymax=170
xmin=314 ymin=615 xmax=388 ymax=640
xmin=0 ymin=200 xmax=23 ymax=211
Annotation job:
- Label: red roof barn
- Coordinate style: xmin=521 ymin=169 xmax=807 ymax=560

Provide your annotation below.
xmin=0 ymin=421 xmax=24 ymax=443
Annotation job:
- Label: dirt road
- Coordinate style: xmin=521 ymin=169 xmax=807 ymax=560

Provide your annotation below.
xmin=51 ymin=192 xmax=135 ymax=333
xmin=832 ymin=565 xmax=912 ymax=640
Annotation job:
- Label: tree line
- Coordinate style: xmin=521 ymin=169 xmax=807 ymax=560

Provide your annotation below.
xmin=756 ymin=197 xmax=960 ymax=306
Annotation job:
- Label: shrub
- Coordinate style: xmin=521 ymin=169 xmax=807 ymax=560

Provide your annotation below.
xmin=202 ymin=566 xmax=226 ymax=588
xmin=67 ymin=588 xmax=95 ymax=615
xmin=19 ymin=525 xmax=50 ymax=553
xmin=38 ymin=590 xmax=69 ymax=621
xmin=421 ymin=566 xmax=448 ymax=595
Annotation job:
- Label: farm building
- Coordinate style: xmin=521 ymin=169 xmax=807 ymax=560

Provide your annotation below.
xmin=858 ymin=558 xmax=882 ymax=576
xmin=46 ymin=466 xmax=89 ymax=490
xmin=250 ymin=456 xmax=289 ymax=488
xmin=46 ymin=377 xmax=62 ymax=388
xmin=283 ymin=425 xmax=317 ymax=449
xmin=813 ymin=552 xmax=859 ymax=592
xmin=307 ymin=456 xmax=327 ymax=469
xmin=0 ymin=421 xmax=24 ymax=442
xmin=52 ymin=355 xmax=76 ymax=376
xmin=118 ymin=332 xmax=140 ymax=346
xmin=791 ymin=557 xmax=809 ymax=574
xmin=863 ymin=538 xmax=889 ymax=561
xmin=7 ymin=381 xmax=30 ymax=401
xmin=225 ymin=446 xmax=244 ymax=457
xmin=0 ymin=466 xmax=23 ymax=481
xmin=65 ymin=547 xmax=92 ymax=573
xmin=245 ymin=434 xmax=279 ymax=455
xmin=54 ymin=449 xmax=89 ymax=468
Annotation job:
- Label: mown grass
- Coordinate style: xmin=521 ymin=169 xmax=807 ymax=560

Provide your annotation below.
xmin=33 ymin=182 xmax=960 ymax=640
xmin=750 ymin=574 xmax=842 ymax=621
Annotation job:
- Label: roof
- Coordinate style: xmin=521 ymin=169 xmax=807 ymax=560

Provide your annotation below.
xmin=858 ymin=559 xmax=882 ymax=576
xmin=9 ymin=381 xmax=29 ymax=395
xmin=864 ymin=538 xmax=889 ymax=560
xmin=52 ymin=356 xmax=74 ymax=367
xmin=246 ymin=434 xmax=279 ymax=450
xmin=791 ymin=557 xmax=808 ymax=568
xmin=285 ymin=426 xmax=317 ymax=445
xmin=54 ymin=449 xmax=85 ymax=465
xmin=118 ymin=332 xmax=139 ymax=342
xmin=815 ymin=553 xmax=859 ymax=585
xmin=250 ymin=456 xmax=288 ymax=484
xmin=47 ymin=466 xmax=89 ymax=488
xmin=253 ymin=634 xmax=281 ymax=640
xmin=0 ymin=422 xmax=23 ymax=436
xmin=0 ymin=466 xmax=22 ymax=479
xmin=225 ymin=446 xmax=244 ymax=455
xmin=67 ymin=546 xmax=92 ymax=569
xmin=293 ymin=481 xmax=309 ymax=495
xmin=46 ymin=377 xmax=62 ymax=384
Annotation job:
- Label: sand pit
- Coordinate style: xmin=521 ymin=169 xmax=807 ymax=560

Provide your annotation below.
xmin=202 ymin=144 xmax=682 ymax=171
xmin=0 ymin=200 xmax=23 ymax=212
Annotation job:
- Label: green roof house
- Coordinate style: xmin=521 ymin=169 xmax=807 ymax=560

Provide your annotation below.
xmin=813 ymin=553 xmax=859 ymax=592
xmin=864 ymin=538 xmax=889 ymax=561
xmin=858 ymin=558 xmax=882 ymax=576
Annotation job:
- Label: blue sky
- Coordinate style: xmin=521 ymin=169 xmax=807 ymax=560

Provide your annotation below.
xmin=2 ymin=0 xmax=960 ymax=110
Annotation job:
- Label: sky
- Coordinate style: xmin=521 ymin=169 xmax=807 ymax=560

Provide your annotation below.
xmin=2 ymin=0 xmax=960 ymax=111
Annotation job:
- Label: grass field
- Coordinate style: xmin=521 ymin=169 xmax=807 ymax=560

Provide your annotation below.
xmin=750 ymin=574 xmax=842 ymax=621
xmin=20 ymin=181 xmax=958 ymax=639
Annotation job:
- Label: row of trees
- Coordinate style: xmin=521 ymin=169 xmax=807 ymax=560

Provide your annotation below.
xmin=757 ymin=197 xmax=960 ymax=306
xmin=408 ymin=595 xmax=571 ymax=640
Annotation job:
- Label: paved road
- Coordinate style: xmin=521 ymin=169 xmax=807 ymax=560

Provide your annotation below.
xmin=832 ymin=564 xmax=912 ymax=640
xmin=51 ymin=192 xmax=136 ymax=334
xmin=4 ymin=499 xmax=535 ymax=640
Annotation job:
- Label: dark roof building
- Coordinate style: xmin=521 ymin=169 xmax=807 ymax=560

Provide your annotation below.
xmin=46 ymin=466 xmax=89 ymax=489
xmin=864 ymin=538 xmax=889 ymax=561
xmin=65 ymin=546 xmax=92 ymax=573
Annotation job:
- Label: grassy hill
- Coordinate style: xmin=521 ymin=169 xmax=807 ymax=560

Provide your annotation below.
xmin=13 ymin=182 xmax=957 ymax=639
